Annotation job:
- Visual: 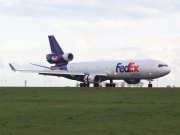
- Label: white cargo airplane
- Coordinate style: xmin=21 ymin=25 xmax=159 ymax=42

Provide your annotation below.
xmin=9 ymin=36 xmax=171 ymax=87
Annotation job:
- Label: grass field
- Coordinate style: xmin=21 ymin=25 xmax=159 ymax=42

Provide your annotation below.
xmin=0 ymin=87 xmax=180 ymax=135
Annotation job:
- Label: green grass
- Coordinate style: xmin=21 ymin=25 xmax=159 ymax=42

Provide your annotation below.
xmin=0 ymin=87 xmax=180 ymax=135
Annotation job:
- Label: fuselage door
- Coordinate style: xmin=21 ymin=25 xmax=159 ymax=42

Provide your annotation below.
xmin=147 ymin=63 xmax=156 ymax=79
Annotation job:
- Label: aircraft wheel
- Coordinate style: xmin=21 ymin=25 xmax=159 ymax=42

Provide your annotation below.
xmin=80 ymin=83 xmax=83 ymax=87
xmin=83 ymin=83 xmax=87 ymax=87
xmin=148 ymin=84 xmax=153 ymax=88
xmin=112 ymin=83 xmax=116 ymax=87
xmin=94 ymin=83 xmax=99 ymax=87
xmin=106 ymin=83 xmax=109 ymax=87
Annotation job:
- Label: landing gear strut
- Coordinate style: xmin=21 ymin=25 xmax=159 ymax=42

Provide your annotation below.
xmin=148 ymin=80 xmax=153 ymax=88
xmin=106 ymin=80 xmax=116 ymax=87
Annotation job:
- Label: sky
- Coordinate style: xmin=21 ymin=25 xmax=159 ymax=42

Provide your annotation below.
xmin=0 ymin=0 xmax=180 ymax=87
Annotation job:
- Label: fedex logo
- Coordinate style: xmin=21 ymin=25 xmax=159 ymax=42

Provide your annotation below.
xmin=51 ymin=56 xmax=60 ymax=61
xmin=116 ymin=62 xmax=139 ymax=73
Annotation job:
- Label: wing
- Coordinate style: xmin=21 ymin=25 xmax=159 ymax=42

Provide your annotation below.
xmin=9 ymin=63 xmax=108 ymax=77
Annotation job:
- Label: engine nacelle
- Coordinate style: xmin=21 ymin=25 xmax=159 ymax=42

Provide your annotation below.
xmin=84 ymin=74 xmax=101 ymax=84
xmin=46 ymin=53 xmax=73 ymax=64
xmin=62 ymin=53 xmax=73 ymax=62
xmin=124 ymin=79 xmax=140 ymax=84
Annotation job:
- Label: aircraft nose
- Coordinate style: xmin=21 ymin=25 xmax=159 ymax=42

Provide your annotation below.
xmin=168 ymin=67 xmax=171 ymax=74
xmin=165 ymin=67 xmax=171 ymax=75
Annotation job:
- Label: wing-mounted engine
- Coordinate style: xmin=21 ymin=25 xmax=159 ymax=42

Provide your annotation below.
xmin=124 ymin=79 xmax=140 ymax=84
xmin=84 ymin=74 xmax=101 ymax=84
xmin=46 ymin=53 xmax=74 ymax=64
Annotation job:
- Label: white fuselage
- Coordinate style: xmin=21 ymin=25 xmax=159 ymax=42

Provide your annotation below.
xmin=67 ymin=59 xmax=171 ymax=80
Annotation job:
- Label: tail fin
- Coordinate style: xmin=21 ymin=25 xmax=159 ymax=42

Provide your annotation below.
xmin=48 ymin=36 xmax=64 ymax=55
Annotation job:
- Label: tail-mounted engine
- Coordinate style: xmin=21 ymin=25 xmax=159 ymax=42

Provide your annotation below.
xmin=46 ymin=53 xmax=73 ymax=64
xmin=124 ymin=79 xmax=140 ymax=84
xmin=84 ymin=74 xmax=101 ymax=84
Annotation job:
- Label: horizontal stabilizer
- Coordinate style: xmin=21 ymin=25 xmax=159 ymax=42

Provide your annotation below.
xmin=30 ymin=63 xmax=51 ymax=69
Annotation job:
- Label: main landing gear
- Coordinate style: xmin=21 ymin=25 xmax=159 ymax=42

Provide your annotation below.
xmin=148 ymin=80 xmax=153 ymax=88
xmin=80 ymin=80 xmax=116 ymax=88
xmin=80 ymin=83 xmax=100 ymax=87
xmin=106 ymin=80 xmax=116 ymax=87
xmin=80 ymin=83 xmax=90 ymax=87
xmin=94 ymin=83 xmax=99 ymax=87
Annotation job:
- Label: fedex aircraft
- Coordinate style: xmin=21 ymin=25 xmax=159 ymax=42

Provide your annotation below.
xmin=9 ymin=36 xmax=171 ymax=87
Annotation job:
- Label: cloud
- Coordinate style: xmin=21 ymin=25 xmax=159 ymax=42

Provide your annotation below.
xmin=0 ymin=0 xmax=180 ymax=20
xmin=0 ymin=0 xmax=20 ymax=7
xmin=0 ymin=58 xmax=4 ymax=68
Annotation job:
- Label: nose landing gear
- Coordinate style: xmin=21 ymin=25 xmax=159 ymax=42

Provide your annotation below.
xmin=148 ymin=84 xmax=153 ymax=88
xmin=148 ymin=80 xmax=153 ymax=88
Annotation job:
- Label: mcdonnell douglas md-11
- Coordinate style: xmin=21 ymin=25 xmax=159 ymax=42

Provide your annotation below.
xmin=9 ymin=36 xmax=171 ymax=87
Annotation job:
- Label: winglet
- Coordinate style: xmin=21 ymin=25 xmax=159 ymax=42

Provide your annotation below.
xmin=9 ymin=63 xmax=16 ymax=71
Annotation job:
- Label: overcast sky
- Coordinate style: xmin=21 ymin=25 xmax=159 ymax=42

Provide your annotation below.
xmin=0 ymin=0 xmax=179 ymax=87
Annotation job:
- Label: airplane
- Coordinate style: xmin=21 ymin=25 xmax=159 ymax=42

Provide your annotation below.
xmin=9 ymin=36 xmax=171 ymax=88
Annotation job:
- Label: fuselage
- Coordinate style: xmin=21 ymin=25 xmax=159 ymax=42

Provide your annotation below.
xmin=46 ymin=36 xmax=171 ymax=87
xmin=66 ymin=59 xmax=171 ymax=80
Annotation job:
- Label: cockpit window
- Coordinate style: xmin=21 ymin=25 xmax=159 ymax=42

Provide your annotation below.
xmin=158 ymin=64 xmax=168 ymax=67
